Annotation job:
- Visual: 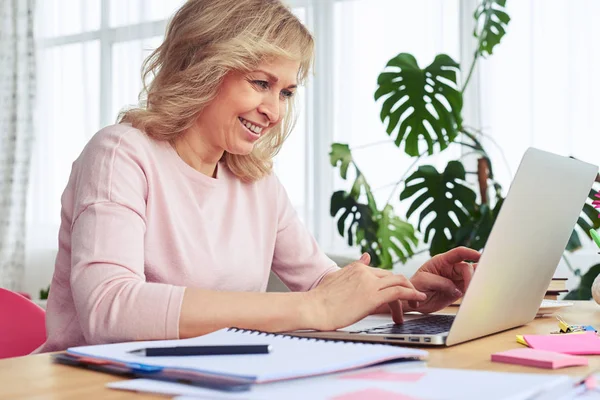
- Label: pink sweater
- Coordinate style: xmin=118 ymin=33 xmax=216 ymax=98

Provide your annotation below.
xmin=36 ymin=124 xmax=338 ymax=352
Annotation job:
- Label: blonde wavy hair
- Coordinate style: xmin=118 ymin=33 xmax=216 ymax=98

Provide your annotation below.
xmin=119 ymin=0 xmax=314 ymax=182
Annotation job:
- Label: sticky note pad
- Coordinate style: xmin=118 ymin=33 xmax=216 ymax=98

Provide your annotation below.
xmin=523 ymin=332 xmax=600 ymax=355
xmin=491 ymin=348 xmax=588 ymax=369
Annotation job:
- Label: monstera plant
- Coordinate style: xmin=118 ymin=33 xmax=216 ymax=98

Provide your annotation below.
xmin=330 ymin=0 xmax=600 ymax=278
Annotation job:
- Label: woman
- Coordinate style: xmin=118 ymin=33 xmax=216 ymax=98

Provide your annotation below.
xmin=37 ymin=0 xmax=479 ymax=352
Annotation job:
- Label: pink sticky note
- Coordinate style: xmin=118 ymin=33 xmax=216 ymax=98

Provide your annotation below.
xmin=491 ymin=348 xmax=588 ymax=369
xmin=523 ymin=332 xmax=600 ymax=355
xmin=331 ymin=388 xmax=422 ymax=400
xmin=340 ymin=369 xmax=425 ymax=382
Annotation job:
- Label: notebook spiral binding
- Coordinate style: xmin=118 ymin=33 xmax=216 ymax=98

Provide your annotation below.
xmin=226 ymin=327 xmax=377 ymax=346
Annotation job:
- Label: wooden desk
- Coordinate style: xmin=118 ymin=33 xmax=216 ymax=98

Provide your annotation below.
xmin=1 ymin=301 xmax=599 ymax=399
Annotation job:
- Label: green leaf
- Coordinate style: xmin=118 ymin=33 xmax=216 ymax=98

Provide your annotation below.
xmin=454 ymin=197 xmax=504 ymax=250
xmin=400 ymin=161 xmax=477 ymax=256
xmin=330 ymin=192 xmax=417 ymax=269
xmin=330 ymin=191 xmax=380 ymax=262
xmin=329 ymin=143 xmax=353 ymax=180
xmin=473 ymin=0 xmax=511 ymax=57
xmin=565 ymin=264 xmax=600 ymax=300
xmin=39 ymin=285 xmax=50 ymax=300
xmin=329 ymin=144 xmax=379 ymax=214
xmin=566 ymin=229 xmax=583 ymax=252
xmin=375 ymin=53 xmax=463 ymax=157
xmin=568 ymin=188 xmax=600 ymax=252
xmin=375 ymin=205 xmax=418 ymax=268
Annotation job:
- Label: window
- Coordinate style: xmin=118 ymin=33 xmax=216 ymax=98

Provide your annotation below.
xmin=30 ymin=0 xmax=599 ymax=285
xmin=29 ymin=0 xmax=310 ymax=255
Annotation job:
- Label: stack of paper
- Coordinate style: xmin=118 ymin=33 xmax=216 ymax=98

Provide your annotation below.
xmin=59 ymin=327 xmax=427 ymax=388
xmin=107 ymin=364 xmax=573 ymax=400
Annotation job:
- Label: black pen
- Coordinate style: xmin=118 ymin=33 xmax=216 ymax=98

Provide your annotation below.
xmin=129 ymin=344 xmax=272 ymax=357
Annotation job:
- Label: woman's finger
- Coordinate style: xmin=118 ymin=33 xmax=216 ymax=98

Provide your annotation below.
xmin=411 ymin=271 xmax=462 ymax=298
xmin=377 ymin=274 xmax=417 ymax=291
xmin=378 ymin=285 xmax=427 ymax=305
xmin=388 ymin=300 xmax=404 ymax=324
xmin=359 ymin=252 xmax=371 ymax=265
xmin=440 ymin=247 xmax=481 ymax=265
xmin=451 ymin=262 xmax=475 ymax=292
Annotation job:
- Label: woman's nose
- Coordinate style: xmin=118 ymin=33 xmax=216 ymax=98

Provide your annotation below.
xmin=258 ymin=95 xmax=280 ymax=124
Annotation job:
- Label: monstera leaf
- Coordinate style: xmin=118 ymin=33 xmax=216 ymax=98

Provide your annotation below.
xmin=566 ymin=189 xmax=600 ymax=252
xmin=330 ymin=192 xmax=418 ymax=269
xmin=329 ymin=143 xmax=377 ymax=210
xmin=474 ymin=0 xmax=510 ymax=57
xmin=330 ymin=191 xmax=378 ymax=247
xmin=454 ymin=198 xmax=504 ymax=251
xmin=330 ymin=143 xmax=353 ymax=180
xmin=375 ymin=205 xmax=419 ymax=268
xmin=375 ymin=53 xmax=462 ymax=157
xmin=400 ymin=161 xmax=477 ymax=256
xmin=330 ymin=144 xmax=418 ymax=268
xmin=564 ymin=264 xmax=600 ymax=300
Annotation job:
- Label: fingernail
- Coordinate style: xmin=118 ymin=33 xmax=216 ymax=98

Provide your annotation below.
xmin=453 ymin=288 xmax=463 ymax=297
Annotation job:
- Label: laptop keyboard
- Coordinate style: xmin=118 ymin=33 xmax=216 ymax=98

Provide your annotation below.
xmin=364 ymin=314 xmax=455 ymax=335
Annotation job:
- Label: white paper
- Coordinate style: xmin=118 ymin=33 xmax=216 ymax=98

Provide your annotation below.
xmin=107 ymin=364 xmax=572 ymax=400
xmin=69 ymin=328 xmax=427 ymax=383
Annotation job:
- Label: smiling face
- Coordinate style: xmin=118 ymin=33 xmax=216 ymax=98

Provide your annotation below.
xmin=193 ymin=57 xmax=300 ymax=157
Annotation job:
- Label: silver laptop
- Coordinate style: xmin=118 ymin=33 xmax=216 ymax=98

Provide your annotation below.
xmin=294 ymin=148 xmax=598 ymax=346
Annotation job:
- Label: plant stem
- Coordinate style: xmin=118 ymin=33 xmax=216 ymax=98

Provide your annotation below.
xmin=461 ymin=52 xmax=479 ymax=96
xmin=383 ymin=150 xmax=428 ymax=208
xmin=461 ymin=0 xmax=490 ymax=95
xmin=462 ymin=125 xmax=514 ymax=180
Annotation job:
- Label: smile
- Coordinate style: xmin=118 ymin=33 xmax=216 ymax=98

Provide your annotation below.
xmin=238 ymin=117 xmax=264 ymax=135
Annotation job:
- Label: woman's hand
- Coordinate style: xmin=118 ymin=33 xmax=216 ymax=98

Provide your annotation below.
xmin=405 ymin=247 xmax=481 ymax=314
xmin=308 ymin=254 xmax=427 ymax=331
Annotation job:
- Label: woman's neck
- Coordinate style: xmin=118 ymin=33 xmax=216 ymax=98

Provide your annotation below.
xmin=172 ymin=131 xmax=223 ymax=178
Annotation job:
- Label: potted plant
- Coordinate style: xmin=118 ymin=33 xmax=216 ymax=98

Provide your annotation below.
xmin=330 ymin=0 xmax=600 ymax=276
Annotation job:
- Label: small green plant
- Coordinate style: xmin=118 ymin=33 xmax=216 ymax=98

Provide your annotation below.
xmin=39 ymin=285 xmax=50 ymax=300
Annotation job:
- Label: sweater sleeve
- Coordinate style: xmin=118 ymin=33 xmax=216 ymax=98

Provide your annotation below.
xmin=270 ymin=174 xmax=340 ymax=292
xmin=69 ymin=128 xmax=185 ymax=344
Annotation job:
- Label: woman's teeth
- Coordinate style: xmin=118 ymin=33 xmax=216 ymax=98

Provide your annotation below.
xmin=239 ymin=117 xmax=263 ymax=134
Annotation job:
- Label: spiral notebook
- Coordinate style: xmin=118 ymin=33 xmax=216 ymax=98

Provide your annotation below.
xmin=57 ymin=328 xmax=427 ymax=390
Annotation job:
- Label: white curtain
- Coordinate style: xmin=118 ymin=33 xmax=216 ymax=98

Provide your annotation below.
xmin=27 ymin=0 xmax=183 ymax=296
xmin=0 ymin=0 xmax=36 ymax=291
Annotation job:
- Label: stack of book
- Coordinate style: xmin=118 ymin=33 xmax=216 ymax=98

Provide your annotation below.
xmin=451 ymin=276 xmax=568 ymax=305
xmin=544 ymin=277 xmax=568 ymax=300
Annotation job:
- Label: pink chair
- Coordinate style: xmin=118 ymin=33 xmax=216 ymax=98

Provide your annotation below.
xmin=0 ymin=288 xmax=46 ymax=358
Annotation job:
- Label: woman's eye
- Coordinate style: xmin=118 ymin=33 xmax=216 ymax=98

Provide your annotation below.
xmin=252 ymin=80 xmax=269 ymax=90
xmin=280 ymin=90 xmax=295 ymax=99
